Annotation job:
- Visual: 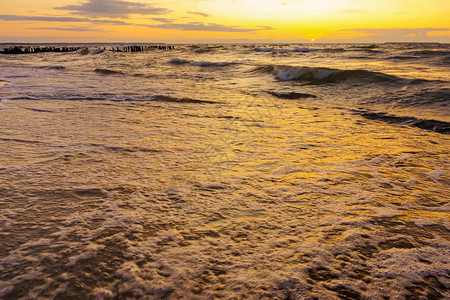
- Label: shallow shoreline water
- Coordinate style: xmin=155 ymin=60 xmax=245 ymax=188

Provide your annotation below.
xmin=0 ymin=43 xmax=449 ymax=299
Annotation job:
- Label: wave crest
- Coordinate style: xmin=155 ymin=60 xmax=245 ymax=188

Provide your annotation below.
xmin=359 ymin=111 xmax=450 ymax=134
xmin=268 ymin=91 xmax=317 ymax=99
xmin=35 ymin=66 xmax=65 ymax=70
xmin=4 ymin=94 xmax=217 ymax=104
xmin=169 ymin=58 xmax=231 ymax=67
xmin=254 ymin=47 xmax=315 ymax=53
xmin=364 ymin=87 xmax=450 ymax=107
xmin=94 ymin=68 xmax=123 ymax=75
xmin=409 ymin=50 xmax=450 ymax=57
xmin=252 ymin=65 xmax=402 ymax=84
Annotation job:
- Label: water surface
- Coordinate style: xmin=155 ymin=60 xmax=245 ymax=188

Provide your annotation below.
xmin=0 ymin=43 xmax=449 ymax=299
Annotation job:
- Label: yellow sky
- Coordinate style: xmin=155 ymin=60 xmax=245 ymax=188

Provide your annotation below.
xmin=0 ymin=0 xmax=449 ymax=42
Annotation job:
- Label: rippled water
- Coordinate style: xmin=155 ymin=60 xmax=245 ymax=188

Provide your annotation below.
xmin=0 ymin=43 xmax=449 ymax=299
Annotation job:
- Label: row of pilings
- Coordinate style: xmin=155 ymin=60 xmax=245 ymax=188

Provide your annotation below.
xmin=0 ymin=45 xmax=175 ymax=54
xmin=1 ymin=46 xmax=82 ymax=54
xmin=112 ymin=45 xmax=175 ymax=52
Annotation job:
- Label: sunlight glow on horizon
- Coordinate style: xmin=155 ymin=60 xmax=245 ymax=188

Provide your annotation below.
xmin=0 ymin=0 xmax=449 ymax=43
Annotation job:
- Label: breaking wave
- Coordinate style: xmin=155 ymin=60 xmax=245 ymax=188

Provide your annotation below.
xmin=168 ymin=58 xmax=190 ymax=64
xmin=268 ymin=91 xmax=318 ymax=99
xmin=358 ymin=111 xmax=450 ymax=134
xmin=254 ymin=47 xmax=316 ymax=53
xmin=441 ymin=56 xmax=450 ymax=65
xmin=91 ymin=48 xmax=106 ymax=55
xmin=94 ymin=68 xmax=124 ymax=75
xmin=0 ymin=79 xmax=10 ymax=87
xmin=168 ymin=58 xmax=232 ymax=67
xmin=35 ymin=65 xmax=65 ymax=70
xmin=252 ymin=65 xmax=404 ymax=84
xmin=4 ymin=94 xmax=218 ymax=104
xmin=364 ymin=87 xmax=450 ymax=107
xmin=386 ymin=56 xmax=420 ymax=60
xmin=352 ymin=44 xmax=379 ymax=49
xmin=194 ymin=48 xmax=211 ymax=53
xmin=409 ymin=50 xmax=450 ymax=57
xmin=150 ymin=95 xmax=217 ymax=104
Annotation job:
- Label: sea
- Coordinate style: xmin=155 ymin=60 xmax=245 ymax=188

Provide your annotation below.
xmin=0 ymin=43 xmax=449 ymax=299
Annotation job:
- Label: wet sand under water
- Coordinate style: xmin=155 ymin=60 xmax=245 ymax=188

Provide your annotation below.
xmin=0 ymin=98 xmax=449 ymax=299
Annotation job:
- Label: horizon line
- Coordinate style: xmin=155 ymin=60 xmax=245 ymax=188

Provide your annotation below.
xmin=0 ymin=41 xmax=449 ymax=45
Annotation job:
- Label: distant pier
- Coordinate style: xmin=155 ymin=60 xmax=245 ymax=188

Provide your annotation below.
xmin=112 ymin=45 xmax=175 ymax=52
xmin=0 ymin=46 xmax=82 ymax=54
xmin=0 ymin=45 xmax=175 ymax=54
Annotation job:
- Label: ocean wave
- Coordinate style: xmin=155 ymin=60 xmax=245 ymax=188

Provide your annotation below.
xmin=363 ymin=49 xmax=384 ymax=54
xmin=0 ymin=79 xmax=11 ymax=87
xmin=319 ymin=48 xmax=347 ymax=53
xmin=23 ymin=107 xmax=53 ymax=112
xmin=358 ymin=111 xmax=450 ymax=134
xmin=168 ymin=58 xmax=190 ymax=64
xmin=34 ymin=65 xmax=65 ymax=70
xmin=94 ymin=68 xmax=124 ymax=75
xmin=4 ymin=94 xmax=217 ymax=104
xmin=6 ymin=96 xmax=41 ymax=100
xmin=5 ymin=95 xmax=111 ymax=101
xmin=365 ymin=87 xmax=450 ymax=107
xmin=252 ymin=65 xmax=402 ymax=84
xmin=78 ymin=48 xmax=90 ymax=55
xmin=409 ymin=50 xmax=450 ymax=56
xmin=91 ymin=48 xmax=106 ymax=55
xmin=191 ymin=61 xmax=231 ymax=67
xmin=62 ymin=96 xmax=111 ymax=100
xmin=347 ymin=56 xmax=377 ymax=60
xmin=348 ymin=49 xmax=384 ymax=56
xmin=386 ymin=56 xmax=420 ymax=60
xmin=151 ymin=95 xmax=217 ymax=104
xmin=194 ymin=48 xmax=211 ymax=53
xmin=168 ymin=58 xmax=232 ymax=67
xmin=268 ymin=91 xmax=317 ymax=99
xmin=84 ymin=143 xmax=160 ymax=153
xmin=254 ymin=47 xmax=316 ymax=53
xmin=441 ymin=57 xmax=450 ymax=65
xmin=2 ymin=75 xmax=30 ymax=78
xmin=353 ymin=44 xmax=379 ymax=49
xmin=0 ymin=137 xmax=44 ymax=144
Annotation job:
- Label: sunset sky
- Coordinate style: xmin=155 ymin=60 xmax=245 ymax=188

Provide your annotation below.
xmin=1 ymin=0 xmax=449 ymax=43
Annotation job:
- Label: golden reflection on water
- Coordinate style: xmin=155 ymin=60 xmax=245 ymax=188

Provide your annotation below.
xmin=0 ymin=96 xmax=448 ymax=299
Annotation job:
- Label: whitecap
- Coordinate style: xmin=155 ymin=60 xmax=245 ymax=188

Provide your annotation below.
xmin=426 ymin=168 xmax=444 ymax=182
xmin=169 ymin=58 xmax=231 ymax=67
xmin=254 ymin=47 xmax=316 ymax=53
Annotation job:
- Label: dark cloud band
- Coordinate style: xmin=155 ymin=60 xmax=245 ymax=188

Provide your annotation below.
xmin=56 ymin=0 xmax=170 ymax=18
xmin=0 ymin=14 xmax=272 ymax=33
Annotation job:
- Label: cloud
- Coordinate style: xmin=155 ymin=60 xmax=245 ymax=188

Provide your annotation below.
xmin=0 ymin=14 xmax=129 ymax=25
xmin=145 ymin=17 xmax=270 ymax=33
xmin=0 ymin=14 xmax=91 ymax=23
xmin=0 ymin=35 xmax=92 ymax=43
xmin=340 ymin=27 xmax=450 ymax=38
xmin=56 ymin=0 xmax=170 ymax=18
xmin=33 ymin=26 xmax=112 ymax=32
xmin=0 ymin=14 xmax=272 ymax=33
xmin=151 ymin=17 xmax=176 ymax=23
xmin=143 ymin=22 xmax=273 ymax=32
xmin=187 ymin=11 xmax=210 ymax=17
xmin=342 ymin=27 xmax=450 ymax=33
xmin=321 ymin=27 xmax=450 ymax=42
